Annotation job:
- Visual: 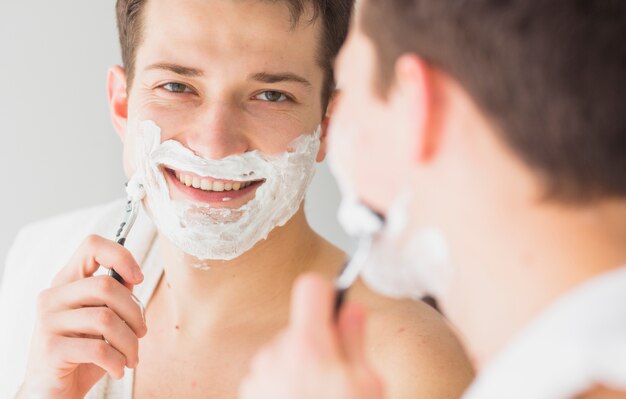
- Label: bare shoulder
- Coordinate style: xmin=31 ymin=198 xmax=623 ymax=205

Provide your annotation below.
xmin=350 ymin=280 xmax=475 ymax=399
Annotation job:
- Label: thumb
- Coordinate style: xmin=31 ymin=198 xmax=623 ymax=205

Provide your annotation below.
xmin=290 ymin=273 xmax=335 ymax=335
xmin=337 ymin=302 xmax=368 ymax=364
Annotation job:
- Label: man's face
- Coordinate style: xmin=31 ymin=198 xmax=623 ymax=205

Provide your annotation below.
xmin=117 ymin=0 xmax=326 ymax=209
xmin=332 ymin=12 xmax=459 ymax=305
xmin=331 ymin=19 xmax=416 ymax=214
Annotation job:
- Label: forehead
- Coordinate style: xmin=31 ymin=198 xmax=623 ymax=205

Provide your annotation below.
xmin=137 ymin=0 xmax=322 ymax=77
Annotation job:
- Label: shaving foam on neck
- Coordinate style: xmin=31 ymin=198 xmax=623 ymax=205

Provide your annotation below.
xmin=131 ymin=119 xmax=320 ymax=261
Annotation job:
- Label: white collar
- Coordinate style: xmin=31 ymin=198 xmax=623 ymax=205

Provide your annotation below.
xmin=464 ymin=265 xmax=626 ymax=399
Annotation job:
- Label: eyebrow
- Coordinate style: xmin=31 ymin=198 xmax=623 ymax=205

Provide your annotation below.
xmin=144 ymin=62 xmax=204 ymax=77
xmin=144 ymin=63 xmax=312 ymax=88
xmin=249 ymin=72 xmax=312 ymax=89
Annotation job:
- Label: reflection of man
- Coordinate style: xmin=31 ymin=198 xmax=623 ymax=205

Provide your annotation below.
xmin=242 ymin=1 xmax=626 ymax=398
xmin=0 ymin=1 xmax=474 ymax=398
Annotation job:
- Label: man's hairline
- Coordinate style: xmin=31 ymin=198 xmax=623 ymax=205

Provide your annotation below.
xmin=122 ymin=0 xmax=334 ymax=113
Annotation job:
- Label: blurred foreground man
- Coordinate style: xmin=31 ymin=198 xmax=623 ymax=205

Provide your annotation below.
xmin=241 ymin=1 xmax=626 ymax=398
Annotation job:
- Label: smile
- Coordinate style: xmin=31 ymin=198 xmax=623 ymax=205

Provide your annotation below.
xmin=173 ymin=170 xmax=256 ymax=192
xmin=163 ymin=167 xmax=265 ymax=203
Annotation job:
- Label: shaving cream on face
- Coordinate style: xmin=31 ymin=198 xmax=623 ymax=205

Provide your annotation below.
xmin=125 ymin=174 xmax=146 ymax=202
xmin=328 ymin=127 xmax=453 ymax=300
xmin=130 ymin=119 xmax=320 ymax=261
xmin=358 ymin=193 xmax=453 ymax=300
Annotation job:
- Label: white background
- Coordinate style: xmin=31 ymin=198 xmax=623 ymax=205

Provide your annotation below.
xmin=0 ymin=1 xmax=353 ymax=283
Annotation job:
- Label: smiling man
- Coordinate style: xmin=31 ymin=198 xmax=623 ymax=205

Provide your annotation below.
xmin=0 ymin=1 xmax=474 ymax=398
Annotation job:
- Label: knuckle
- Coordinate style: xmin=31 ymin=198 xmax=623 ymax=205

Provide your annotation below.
xmin=82 ymin=234 xmax=102 ymax=250
xmin=94 ymin=275 xmax=116 ymax=296
xmin=95 ymin=307 xmax=117 ymax=330
xmin=91 ymin=340 xmax=110 ymax=361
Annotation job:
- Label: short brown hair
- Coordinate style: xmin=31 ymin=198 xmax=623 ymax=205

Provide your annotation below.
xmin=115 ymin=0 xmax=353 ymax=112
xmin=361 ymin=0 xmax=626 ymax=202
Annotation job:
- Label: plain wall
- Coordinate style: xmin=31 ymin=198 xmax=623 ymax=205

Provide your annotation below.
xmin=0 ymin=1 xmax=353 ymax=284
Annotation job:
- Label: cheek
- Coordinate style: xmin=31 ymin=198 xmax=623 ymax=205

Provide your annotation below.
xmin=132 ymin=97 xmax=315 ymax=156
xmin=331 ymin=98 xmax=410 ymax=213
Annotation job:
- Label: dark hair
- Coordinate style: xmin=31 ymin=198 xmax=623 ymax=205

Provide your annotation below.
xmin=361 ymin=0 xmax=626 ymax=202
xmin=116 ymin=0 xmax=353 ymax=112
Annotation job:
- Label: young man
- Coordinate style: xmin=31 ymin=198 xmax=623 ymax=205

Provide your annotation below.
xmin=0 ymin=0 xmax=474 ymax=398
xmin=241 ymin=1 xmax=626 ymax=398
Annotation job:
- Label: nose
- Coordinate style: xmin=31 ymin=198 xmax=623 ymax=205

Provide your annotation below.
xmin=176 ymin=101 xmax=249 ymax=160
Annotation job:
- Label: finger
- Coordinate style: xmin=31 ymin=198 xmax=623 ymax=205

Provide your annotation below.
xmin=53 ymin=336 xmax=127 ymax=380
xmin=40 ymin=275 xmax=147 ymax=337
xmin=337 ymin=302 xmax=368 ymax=364
xmin=47 ymin=307 xmax=140 ymax=368
xmin=52 ymin=235 xmax=143 ymax=287
xmin=290 ymin=274 xmax=335 ymax=335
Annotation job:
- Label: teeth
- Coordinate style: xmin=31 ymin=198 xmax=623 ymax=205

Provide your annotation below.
xmin=213 ymin=181 xmax=224 ymax=192
xmin=173 ymin=170 xmax=255 ymax=193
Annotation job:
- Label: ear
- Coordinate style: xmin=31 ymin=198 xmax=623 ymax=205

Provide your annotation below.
xmin=317 ymin=90 xmax=340 ymax=162
xmin=107 ymin=65 xmax=129 ymax=141
xmin=395 ymin=54 xmax=438 ymax=163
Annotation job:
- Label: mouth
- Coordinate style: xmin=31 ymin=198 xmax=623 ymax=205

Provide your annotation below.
xmin=162 ymin=167 xmax=265 ymax=205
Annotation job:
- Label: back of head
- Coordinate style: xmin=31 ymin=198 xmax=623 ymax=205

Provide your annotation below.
xmin=361 ymin=0 xmax=626 ymax=203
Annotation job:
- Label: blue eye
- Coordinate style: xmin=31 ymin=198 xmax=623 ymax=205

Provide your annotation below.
xmin=255 ymin=91 xmax=288 ymax=102
xmin=162 ymin=82 xmax=192 ymax=93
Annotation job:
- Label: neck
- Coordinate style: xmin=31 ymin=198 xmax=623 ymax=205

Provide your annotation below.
xmin=439 ymin=113 xmax=626 ymax=367
xmin=460 ymin=196 xmax=626 ymax=367
xmin=153 ymin=206 xmax=339 ymax=332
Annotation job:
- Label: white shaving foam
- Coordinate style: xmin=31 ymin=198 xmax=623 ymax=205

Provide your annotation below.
xmin=125 ymin=175 xmax=146 ymax=202
xmin=130 ymin=119 xmax=320 ymax=261
xmin=359 ymin=192 xmax=453 ymax=299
